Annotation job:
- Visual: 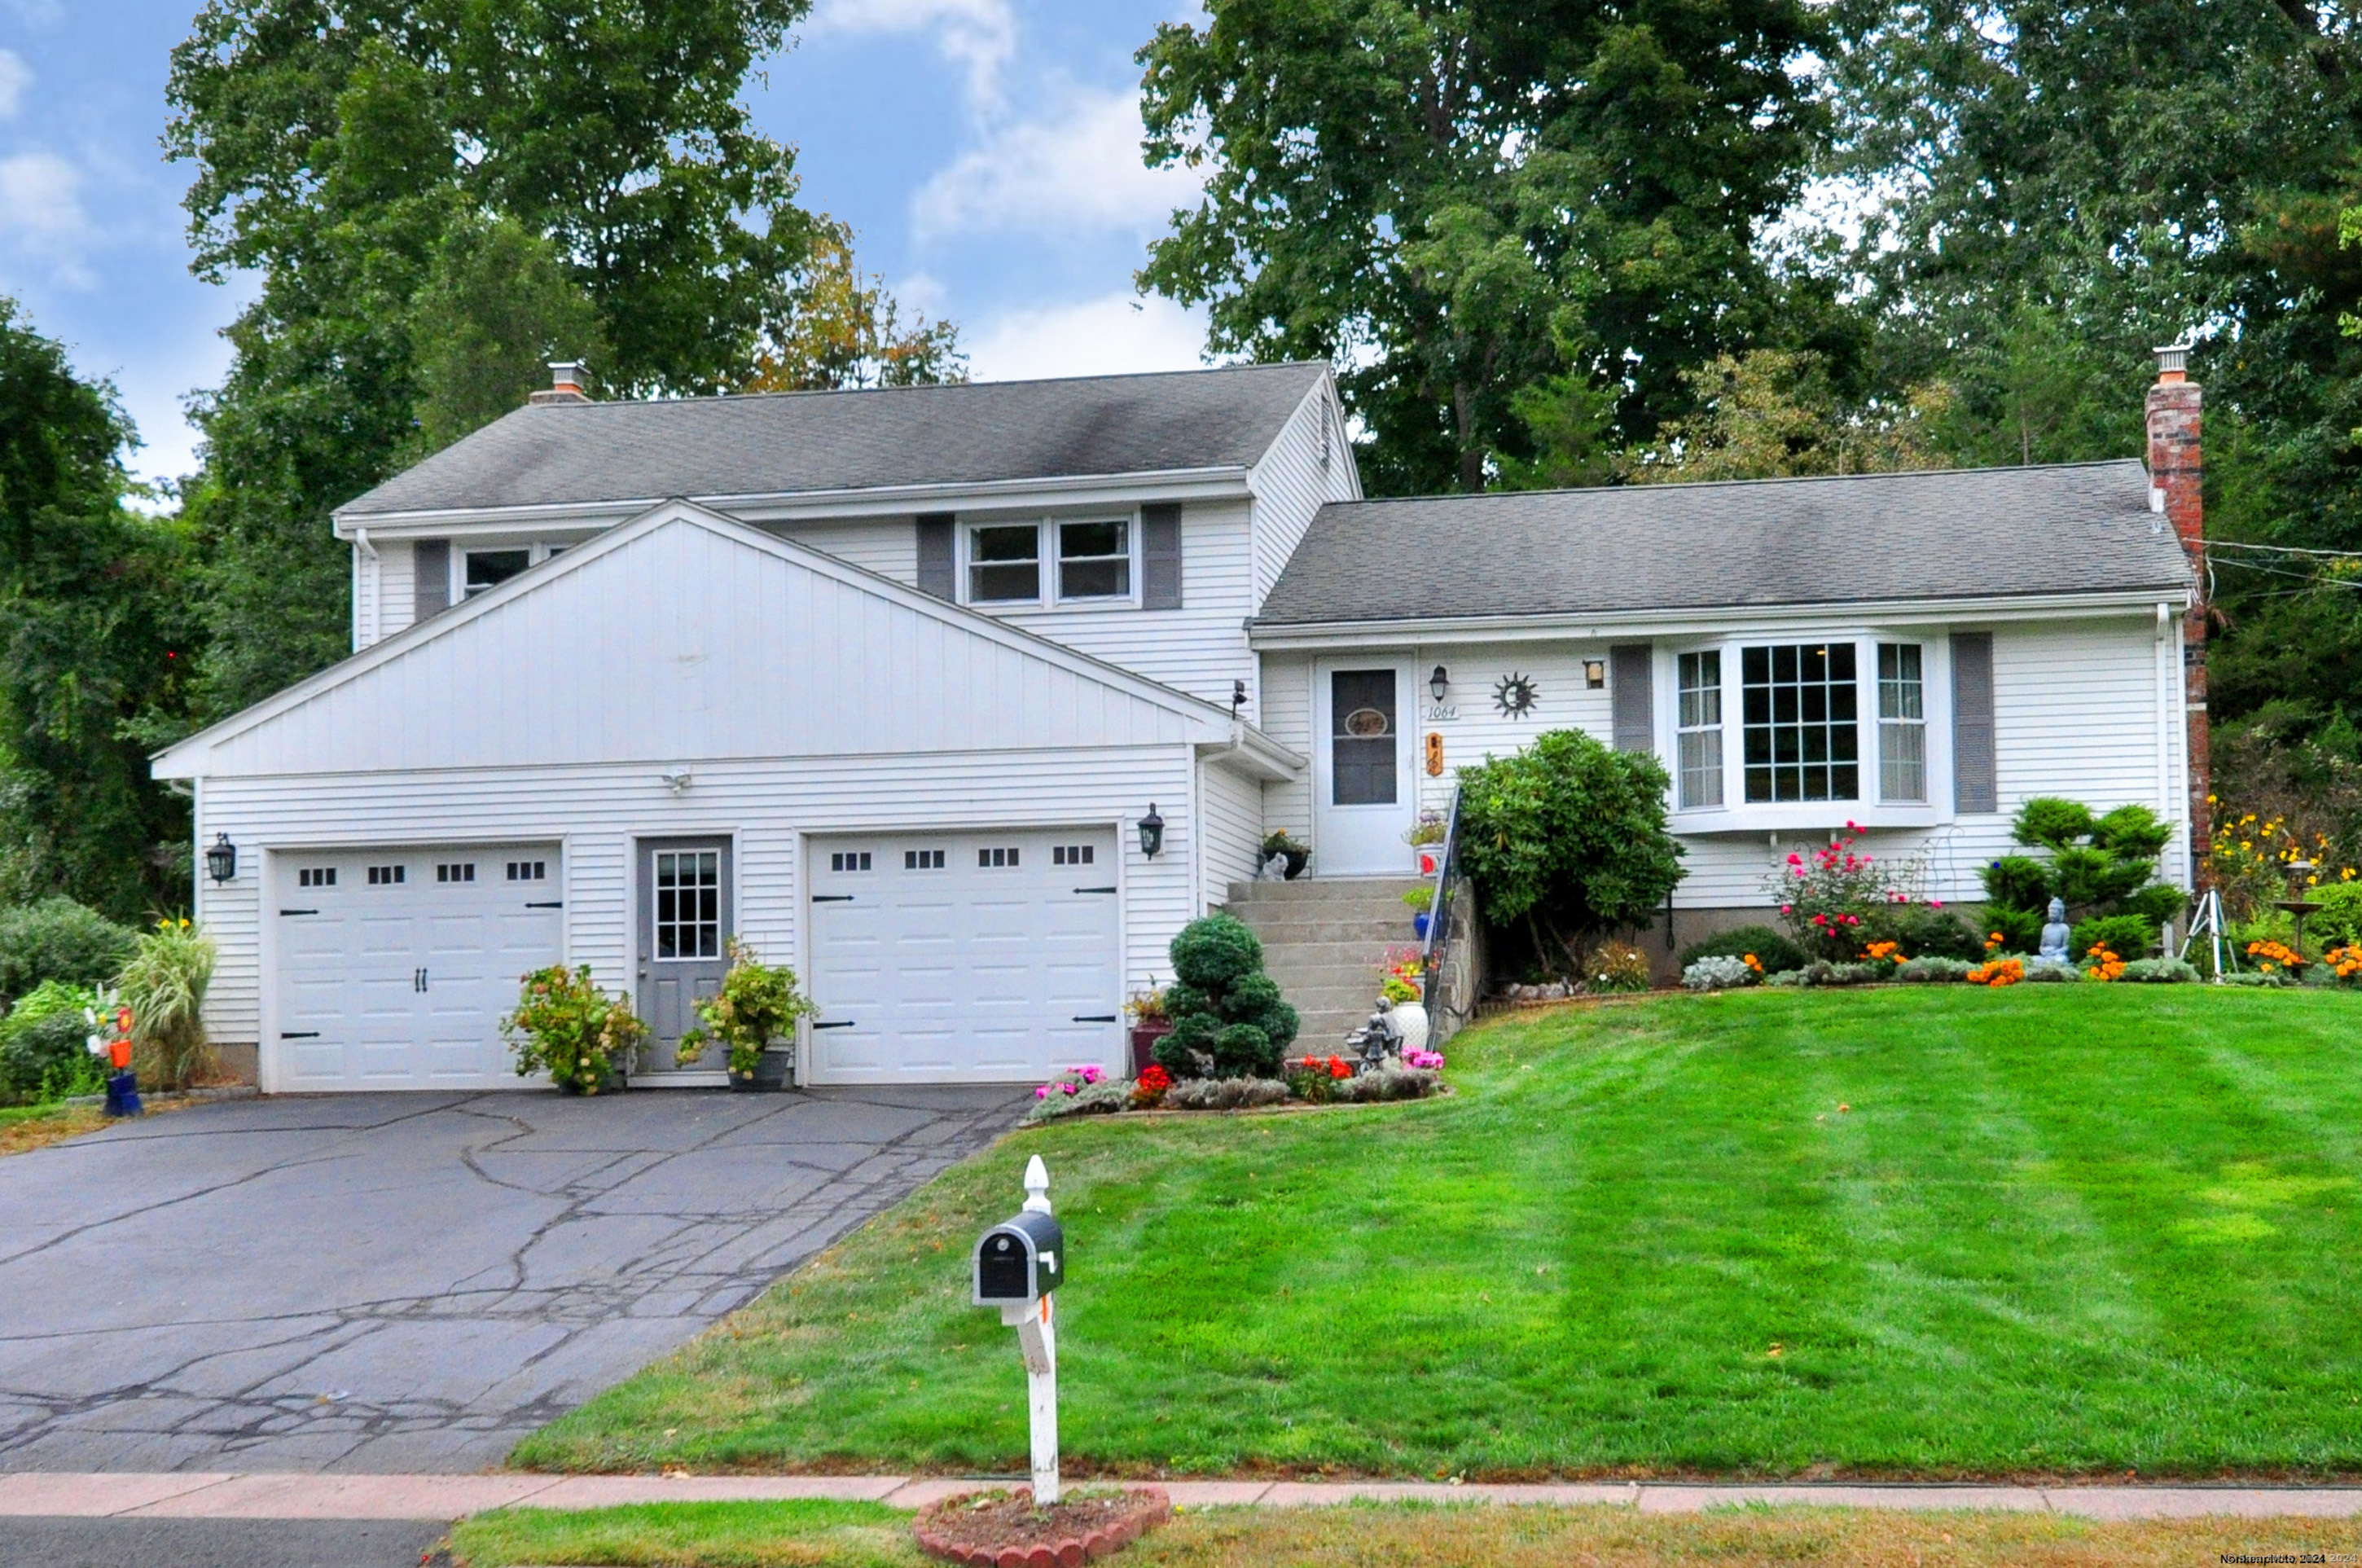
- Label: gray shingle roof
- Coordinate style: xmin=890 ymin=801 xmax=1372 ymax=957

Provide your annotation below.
xmin=340 ymin=362 xmax=1328 ymax=518
xmin=1255 ymin=460 xmax=2191 ymax=626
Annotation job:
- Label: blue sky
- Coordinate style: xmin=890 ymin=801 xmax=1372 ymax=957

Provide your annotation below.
xmin=0 ymin=0 xmax=1213 ymax=488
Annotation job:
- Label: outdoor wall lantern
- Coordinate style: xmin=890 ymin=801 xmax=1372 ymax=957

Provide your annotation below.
xmin=204 ymin=833 xmax=237 ymax=884
xmin=1138 ymin=804 xmax=1165 ymax=859
xmin=1429 ymin=665 xmax=1451 ymax=703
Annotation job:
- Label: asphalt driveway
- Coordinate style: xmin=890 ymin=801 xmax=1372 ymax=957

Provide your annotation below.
xmin=0 ymin=1087 xmax=1024 ymax=1474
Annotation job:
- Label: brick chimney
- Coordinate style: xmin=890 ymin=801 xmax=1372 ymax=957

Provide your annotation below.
xmin=529 ymin=361 xmax=592 ymax=406
xmin=2146 ymin=343 xmax=2208 ymax=867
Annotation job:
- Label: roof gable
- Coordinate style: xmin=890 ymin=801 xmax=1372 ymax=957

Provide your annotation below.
xmin=1255 ymin=460 xmax=2193 ymax=628
xmin=157 ymin=501 xmax=1234 ymax=779
xmin=339 ymin=363 xmax=1332 ymax=520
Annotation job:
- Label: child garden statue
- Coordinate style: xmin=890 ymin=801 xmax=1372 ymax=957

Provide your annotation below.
xmin=2035 ymin=897 xmax=2074 ymax=968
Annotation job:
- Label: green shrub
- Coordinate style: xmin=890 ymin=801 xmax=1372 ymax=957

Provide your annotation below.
xmin=1978 ymin=799 xmax=2177 ymax=956
xmin=2310 ymin=882 xmax=2362 ymax=950
xmin=1330 ymin=1065 xmax=1442 ymax=1103
xmin=2014 ymin=797 xmax=2096 ymax=849
xmin=0 ymin=981 xmax=99 ymax=1104
xmin=0 ymin=898 xmax=136 ymax=1008
xmin=2072 ymin=913 xmax=2163 ymax=961
xmin=1679 ymin=925 xmax=1806 ymax=975
xmin=1796 ymin=960 xmax=1881 ymax=987
xmin=1872 ymin=903 xmax=1982 ymax=960
xmin=1163 ymin=1075 xmax=1292 ymax=1110
xmin=1156 ymin=914 xmax=1299 ymax=1080
xmin=1983 ymin=905 xmax=2043 ymax=955
xmin=1455 ymin=729 xmax=1684 ymax=977
xmin=2022 ymin=961 xmax=2083 ymax=982
xmin=119 ymin=919 xmax=216 ymax=1090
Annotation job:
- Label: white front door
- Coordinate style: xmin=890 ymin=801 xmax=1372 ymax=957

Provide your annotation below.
xmin=1311 ymin=660 xmax=1417 ymax=875
xmin=805 ymin=828 xmax=1122 ymax=1084
xmin=273 ymin=845 xmax=564 ymax=1091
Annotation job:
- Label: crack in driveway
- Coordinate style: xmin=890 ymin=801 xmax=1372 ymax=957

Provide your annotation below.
xmin=0 ymin=1087 xmax=1023 ymax=1474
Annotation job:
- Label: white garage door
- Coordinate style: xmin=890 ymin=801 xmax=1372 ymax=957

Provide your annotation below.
xmin=806 ymin=828 xmax=1122 ymax=1085
xmin=274 ymin=845 xmax=564 ymax=1091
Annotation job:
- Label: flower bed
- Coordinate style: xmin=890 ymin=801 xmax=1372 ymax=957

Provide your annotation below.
xmin=914 ymin=1486 xmax=1169 ymax=1566
xmin=1024 ymin=1056 xmax=1444 ymax=1122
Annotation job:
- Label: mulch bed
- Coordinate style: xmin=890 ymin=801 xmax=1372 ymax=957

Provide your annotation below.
xmin=915 ymin=1485 xmax=1170 ymax=1566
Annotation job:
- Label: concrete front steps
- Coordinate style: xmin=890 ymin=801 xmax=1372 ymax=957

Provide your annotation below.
xmin=1223 ymin=876 xmax=1429 ymax=1053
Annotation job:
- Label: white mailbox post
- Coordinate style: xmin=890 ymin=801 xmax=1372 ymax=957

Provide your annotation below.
xmin=972 ymin=1154 xmax=1063 ymax=1503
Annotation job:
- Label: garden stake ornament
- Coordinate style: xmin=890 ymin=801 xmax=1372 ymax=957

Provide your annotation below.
xmin=84 ymin=987 xmax=140 ymax=1118
xmin=972 ymin=1155 xmax=1065 ymax=1502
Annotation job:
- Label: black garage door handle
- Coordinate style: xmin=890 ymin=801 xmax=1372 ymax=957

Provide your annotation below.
xmin=1072 ymin=1014 xmax=1119 ymax=1023
xmin=279 ymin=908 xmax=318 ymax=916
xmin=525 ymin=900 xmax=563 ymax=909
xmin=1073 ymin=885 xmax=1117 ymax=894
xmin=810 ymin=1020 xmax=857 ymax=1030
xmin=813 ymin=894 xmax=855 ymax=903
xmin=280 ymin=1031 xmax=321 ymax=1039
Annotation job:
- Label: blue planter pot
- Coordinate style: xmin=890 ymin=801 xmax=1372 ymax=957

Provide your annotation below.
xmin=1413 ymin=912 xmax=1431 ymax=940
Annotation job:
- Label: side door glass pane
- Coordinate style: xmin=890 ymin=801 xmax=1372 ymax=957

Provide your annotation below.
xmin=1330 ymin=669 xmax=1398 ymax=806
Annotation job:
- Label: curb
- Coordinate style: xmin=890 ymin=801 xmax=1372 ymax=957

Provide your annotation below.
xmin=7 ymin=1472 xmax=2362 ymax=1522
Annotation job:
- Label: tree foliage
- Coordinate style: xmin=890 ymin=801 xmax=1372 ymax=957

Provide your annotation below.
xmin=163 ymin=0 xmax=953 ymax=723
xmin=1137 ymin=0 xmax=1838 ymax=495
xmin=0 ymin=303 xmax=196 ymax=919
xmin=1454 ymin=728 xmax=1684 ymax=973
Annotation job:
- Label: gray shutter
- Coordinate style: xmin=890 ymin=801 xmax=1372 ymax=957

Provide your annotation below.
xmin=915 ymin=513 xmax=955 ymax=600
xmin=1610 ymin=644 xmax=1653 ymax=753
xmin=412 ymin=539 xmax=450 ymax=624
xmin=1142 ymin=503 xmax=1182 ymax=609
xmin=1952 ymin=631 xmax=1997 ymax=814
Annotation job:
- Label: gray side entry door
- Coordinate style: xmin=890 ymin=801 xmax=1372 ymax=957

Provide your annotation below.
xmin=635 ymin=838 xmax=733 ymax=1075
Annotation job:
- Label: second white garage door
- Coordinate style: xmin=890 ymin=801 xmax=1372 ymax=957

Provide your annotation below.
xmin=805 ymin=828 xmax=1122 ymax=1084
xmin=274 ymin=844 xmax=564 ymax=1091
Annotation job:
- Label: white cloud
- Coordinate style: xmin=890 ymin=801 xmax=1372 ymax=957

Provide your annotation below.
xmin=0 ymin=152 xmax=86 ymax=238
xmin=808 ymin=0 xmax=1015 ymax=112
xmin=912 ymin=88 xmax=1201 ymax=242
xmin=963 ymin=292 xmax=1210 ymax=384
xmin=0 ymin=50 xmax=30 ymax=119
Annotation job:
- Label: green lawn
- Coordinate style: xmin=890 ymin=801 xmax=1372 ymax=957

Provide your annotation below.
xmin=442 ymin=1500 xmax=2362 ymax=1568
xmin=516 ymin=986 xmax=2362 ymax=1479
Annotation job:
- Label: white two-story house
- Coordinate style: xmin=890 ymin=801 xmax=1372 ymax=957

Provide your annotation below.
xmin=156 ymin=358 xmax=2202 ymax=1091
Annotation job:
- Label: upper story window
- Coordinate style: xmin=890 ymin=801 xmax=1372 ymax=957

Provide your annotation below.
xmin=968 ymin=525 xmax=1041 ymax=602
xmin=1742 ymin=643 xmax=1859 ymax=803
xmin=963 ymin=517 xmax=1139 ymax=608
xmin=464 ymin=549 xmax=531 ymax=597
xmin=1058 ymin=521 xmax=1130 ymax=600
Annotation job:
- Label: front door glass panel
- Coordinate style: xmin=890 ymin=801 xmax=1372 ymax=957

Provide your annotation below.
xmin=1329 ymin=670 xmax=1398 ymax=806
xmin=653 ymin=850 xmax=720 ymax=960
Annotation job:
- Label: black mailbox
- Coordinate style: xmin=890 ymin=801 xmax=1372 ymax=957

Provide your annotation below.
xmin=972 ymin=1210 xmax=1065 ymax=1305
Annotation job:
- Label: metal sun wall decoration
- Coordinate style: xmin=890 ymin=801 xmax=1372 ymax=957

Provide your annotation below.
xmin=1493 ymin=672 xmax=1539 ymax=718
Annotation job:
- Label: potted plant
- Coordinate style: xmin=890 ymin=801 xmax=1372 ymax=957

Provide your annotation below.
xmin=1406 ymin=810 xmax=1446 ymax=874
xmin=676 ymin=939 xmax=816 ymax=1091
xmin=1260 ymin=829 xmax=1311 ymax=881
xmin=1381 ymin=949 xmax=1429 ymax=1054
xmin=504 ymin=964 xmax=646 ymax=1095
xmin=1402 ymin=884 xmax=1435 ymax=939
xmin=1126 ymin=983 xmax=1173 ymax=1076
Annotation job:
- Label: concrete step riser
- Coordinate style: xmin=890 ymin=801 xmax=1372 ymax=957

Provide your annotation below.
xmin=1225 ymin=879 xmax=1429 ymax=905
xmin=1258 ymin=940 xmax=1421 ymax=969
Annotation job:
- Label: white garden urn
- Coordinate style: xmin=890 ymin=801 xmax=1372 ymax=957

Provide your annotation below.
xmin=1391 ymin=999 xmax=1430 ymax=1056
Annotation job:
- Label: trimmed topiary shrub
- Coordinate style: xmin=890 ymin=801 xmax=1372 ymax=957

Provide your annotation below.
xmin=1980 ymin=799 xmax=2181 ymax=959
xmin=1679 ymin=925 xmax=1805 ymax=975
xmin=1872 ymin=903 xmax=1984 ymax=960
xmin=0 ymin=898 xmax=137 ymax=1008
xmin=1155 ymin=914 xmax=1300 ymax=1080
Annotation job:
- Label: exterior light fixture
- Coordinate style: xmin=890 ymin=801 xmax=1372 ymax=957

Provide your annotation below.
xmin=1583 ymin=659 xmax=1606 ymax=690
xmin=1138 ymin=804 xmax=1165 ymax=859
xmin=1429 ymin=665 xmax=1450 ymax=702
xmin=205 ymin=832 xmax=237 ymax=884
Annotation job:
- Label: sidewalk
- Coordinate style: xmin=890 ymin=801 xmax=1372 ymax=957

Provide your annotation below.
xmin=3 ymin=1472 xmax=2361 ymax=1522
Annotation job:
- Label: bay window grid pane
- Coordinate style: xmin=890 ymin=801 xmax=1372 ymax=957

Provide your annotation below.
xmin=1741 ymin=643 xmax=1859 ymax=802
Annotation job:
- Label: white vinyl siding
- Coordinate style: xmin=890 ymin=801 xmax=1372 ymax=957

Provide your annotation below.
xmin=1200 ymin=759 xmax=1266 ymax=913
xmin=1254 ymin=613 xmax=2188 ymax=909
xmin=1248 ymin=379 xmax=1359 ymax=610
xmin=988 ymin=498 xmax=1258 ymax=712
xmin=771 ymin=518 xmax=918 ymax=583
xmin=192 ymin=749 xmax=1198 ymax=1082
xmin=370 ymin=540 xmax=414 ymax=646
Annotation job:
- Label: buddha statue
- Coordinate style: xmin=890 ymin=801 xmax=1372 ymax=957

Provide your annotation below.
xmin=2035 ymin=897 xmax=2074 ymax=968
